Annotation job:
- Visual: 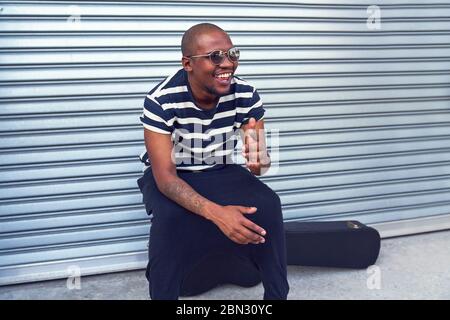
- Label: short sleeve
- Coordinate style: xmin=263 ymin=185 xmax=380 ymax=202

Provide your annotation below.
xmin=140 ymin=95 xmax=175 ymax=134
xmin=241 ymin=89 xmax=265 ymax=125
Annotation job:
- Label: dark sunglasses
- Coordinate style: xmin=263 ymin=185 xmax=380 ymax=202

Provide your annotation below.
xmin=186 ymin=47 xmax=240 ymax=65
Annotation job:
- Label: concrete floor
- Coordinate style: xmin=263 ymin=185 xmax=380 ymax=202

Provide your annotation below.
xmin=1 ymin=230 xmax=449 ymax=300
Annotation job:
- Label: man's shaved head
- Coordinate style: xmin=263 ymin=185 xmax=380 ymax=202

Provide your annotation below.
xmin=181 ymin=23 xmax=228 ymax=56
xmin=181 ymin=23 xmax=237 ymax=103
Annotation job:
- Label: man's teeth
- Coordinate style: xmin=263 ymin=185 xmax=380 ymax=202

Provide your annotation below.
xmin=216 ymin=73 xmax=232 ymax=79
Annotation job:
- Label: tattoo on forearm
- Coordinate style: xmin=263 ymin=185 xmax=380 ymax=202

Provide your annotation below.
xmin=162 ymin=179 xmax=207 ymax=216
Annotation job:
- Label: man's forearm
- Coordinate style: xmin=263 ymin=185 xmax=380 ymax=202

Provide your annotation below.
xmin=157 ymin=175 xmax=219 ymax=221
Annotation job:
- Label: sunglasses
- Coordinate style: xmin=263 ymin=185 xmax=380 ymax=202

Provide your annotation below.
xmin=186 ymin=47 xmax=240 ymax=65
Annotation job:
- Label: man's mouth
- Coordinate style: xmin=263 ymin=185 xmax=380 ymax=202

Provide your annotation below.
xmin=214 ymin=72 xmax=233 ymax=85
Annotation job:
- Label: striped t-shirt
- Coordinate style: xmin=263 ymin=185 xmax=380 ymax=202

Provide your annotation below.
xmin=139 ymin=68 xmax=265 ymax=172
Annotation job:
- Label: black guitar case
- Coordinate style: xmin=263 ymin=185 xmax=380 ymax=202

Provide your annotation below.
xmin=285 ymin=220 xmax=381 ymax=269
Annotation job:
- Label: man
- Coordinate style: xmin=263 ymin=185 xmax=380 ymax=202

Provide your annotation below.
xmin=137 ymin=23 xmax=289 ymax=300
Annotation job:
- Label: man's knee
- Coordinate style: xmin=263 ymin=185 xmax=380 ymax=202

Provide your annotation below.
xmin=249 ymin=188 xmax=284 ymax=232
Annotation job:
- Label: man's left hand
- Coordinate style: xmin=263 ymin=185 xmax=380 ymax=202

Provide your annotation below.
xmin=242 ymin=117 xmax=271 ymax=175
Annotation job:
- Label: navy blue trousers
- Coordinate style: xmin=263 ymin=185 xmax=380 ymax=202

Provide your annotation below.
xmin=137 ymin=164 xmax=289 ymax=300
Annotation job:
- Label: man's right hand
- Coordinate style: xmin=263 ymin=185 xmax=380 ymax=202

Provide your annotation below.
xmin=208 ymin=205 xmax=266 ymax=245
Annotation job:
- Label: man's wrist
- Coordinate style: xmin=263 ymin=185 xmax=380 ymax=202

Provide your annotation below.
xmin=202 ymin=201 xmax=222 ymax=222
xmin=260 ymin=152 xmax=271 ymax=167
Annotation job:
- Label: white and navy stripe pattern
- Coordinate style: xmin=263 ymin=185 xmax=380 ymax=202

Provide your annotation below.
xmin=139 ymin=68 xmax=265 ymax=171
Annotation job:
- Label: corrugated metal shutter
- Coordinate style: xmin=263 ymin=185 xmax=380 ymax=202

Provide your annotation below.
xmin=1 ymin=0 xmax=450 ymax=285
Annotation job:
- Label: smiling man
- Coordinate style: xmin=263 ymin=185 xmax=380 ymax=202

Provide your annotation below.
xmin=137 ymin=23 xmax=289 ymax=300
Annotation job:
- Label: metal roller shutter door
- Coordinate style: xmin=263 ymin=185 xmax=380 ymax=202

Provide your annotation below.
xmin=1 ymin=0 xmax=450 ymax=285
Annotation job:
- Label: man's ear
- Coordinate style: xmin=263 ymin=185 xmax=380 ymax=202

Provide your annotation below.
xmin=182 ymin=57 xmax=193 ymax=72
